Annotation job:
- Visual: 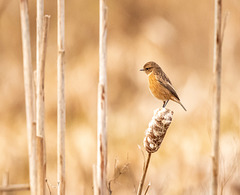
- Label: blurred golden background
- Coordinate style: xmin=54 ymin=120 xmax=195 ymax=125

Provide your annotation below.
xmin=0 ymin=0 xmax=240 ymax=194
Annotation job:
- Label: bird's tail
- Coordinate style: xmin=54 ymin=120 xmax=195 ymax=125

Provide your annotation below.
xmin=179 ymin=102 xmax=187 ymax=111
xmin=171 ymin=97 xmax=187 ymax=111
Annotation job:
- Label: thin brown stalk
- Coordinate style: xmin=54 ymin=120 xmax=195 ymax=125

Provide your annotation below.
xmin=144 ymin=183 xmax=151 ymax=195
xmin=97 ymin=0 xmax=108 ymax=194
xmin=45 ymin=179 xmax=52 ymax=195
xmin=0 ymin=184 xmax=30 ymax=192
xmin=19 ymin=0 xmax=37 ymax=194
xmin=221 ymin=12 xmax=229 ymax=42
xmin=57 ymin=0 xmax=65 ymax=194
xmin=137 ymin=153 xmax=151 ymax=195
xmin=211 ymin=0 xmax=222 ymax=194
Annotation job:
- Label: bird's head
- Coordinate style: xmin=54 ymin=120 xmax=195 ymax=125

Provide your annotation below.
xmin=140 ymin=61 xmax=160 ymax=75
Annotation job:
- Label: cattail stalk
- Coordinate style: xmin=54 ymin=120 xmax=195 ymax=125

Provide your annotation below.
xmin=137 ymin=108 xmax=173 ymax=195
xmin=97 ymin=0 xmax=108 ymax=194
xmin=19 ymin=0 xmax=37 ymax=194
xmin=211 ymin=0 xmax=222 ymax=194
xmin=137 ymin=153 xmax=151 ymax=195
xmin=36 ymin=15 xmax=50 ymax=195
xmin=57 ymin=0 xmax=65 ymax=193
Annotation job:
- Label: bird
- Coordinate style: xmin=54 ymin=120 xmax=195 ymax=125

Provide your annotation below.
xmin=140 ymin=61 xmax=186 ymax=111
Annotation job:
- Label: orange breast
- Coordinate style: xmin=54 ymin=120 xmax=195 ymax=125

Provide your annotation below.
xmin=148 ymin=73 xmax=172 ymax=101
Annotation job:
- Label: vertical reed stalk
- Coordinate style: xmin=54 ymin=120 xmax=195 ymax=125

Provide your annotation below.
xmin=36 ymin=0 xmax=44 ymax=76
xmin=97 ymin=0 xmax=108 ymax=194
xmin=57 ymin=0 xmax=65 ymax=194
xmin=211 ymin=0 xmax=222 ymax=194
xmin=36 ymin=137 xmax=44 ymax=195
xmin=2 ymin=172 xmax=9 ymax=195
xmin=36 ymin=15 xmax=50 ymax=195
xmin=19 ymin=0 xmax=37 ymax=194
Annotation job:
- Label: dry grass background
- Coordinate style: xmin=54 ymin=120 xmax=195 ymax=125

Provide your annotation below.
xmin=0 ymin=0 xmax=240 ymax=194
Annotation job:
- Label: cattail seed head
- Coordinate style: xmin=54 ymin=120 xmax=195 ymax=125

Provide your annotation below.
xmin=144 ymin=108 xmax=173 ymax=153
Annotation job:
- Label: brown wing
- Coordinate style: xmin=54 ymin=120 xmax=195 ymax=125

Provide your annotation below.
xmin=154 ymin=71 xmax=180 ymax=101
xmin=156 ymin=67 xmax=172 ymax=85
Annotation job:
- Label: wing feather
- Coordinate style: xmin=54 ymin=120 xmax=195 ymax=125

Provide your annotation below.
xmin=154 ymin=70 xmax=180 ymax=101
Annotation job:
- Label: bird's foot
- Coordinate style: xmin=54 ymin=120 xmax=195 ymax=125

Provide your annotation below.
xmin=162 ymin=100 xmax=169 ymax=108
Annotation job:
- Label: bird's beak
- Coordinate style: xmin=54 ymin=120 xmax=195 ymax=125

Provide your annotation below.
xmin=140 ymin=68 xmax=145 ymax=71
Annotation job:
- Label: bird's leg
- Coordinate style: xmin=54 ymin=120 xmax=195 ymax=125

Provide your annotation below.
xmin=163 ymin=100 xmax=169 ymax=108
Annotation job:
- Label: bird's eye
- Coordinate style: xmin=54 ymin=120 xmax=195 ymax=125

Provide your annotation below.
xmin=146 ymin=68 xmax=149 ymax=70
